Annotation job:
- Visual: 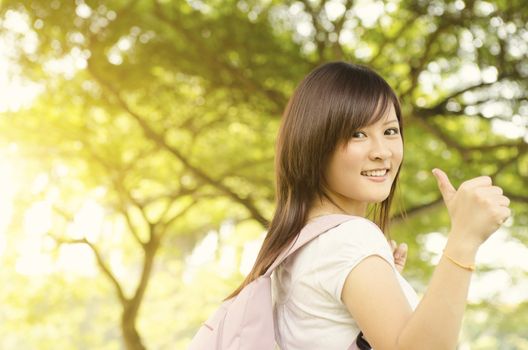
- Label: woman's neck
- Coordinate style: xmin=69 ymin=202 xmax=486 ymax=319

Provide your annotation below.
xmin=307 ymin=196 xmax=367 ymax=222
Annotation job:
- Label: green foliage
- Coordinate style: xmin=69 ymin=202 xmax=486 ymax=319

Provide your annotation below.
xmin=0 ymin=0 xmax=526 ymax=348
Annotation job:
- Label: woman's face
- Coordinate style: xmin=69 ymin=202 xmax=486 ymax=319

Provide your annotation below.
xmin=323 ymin=104 xmax=403 ymax=213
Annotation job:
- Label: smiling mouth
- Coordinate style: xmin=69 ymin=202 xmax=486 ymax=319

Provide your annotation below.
xmin=360 ymin=169 xmax=389 ymax=177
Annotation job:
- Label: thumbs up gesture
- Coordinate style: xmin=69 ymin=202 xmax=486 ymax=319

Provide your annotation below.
xmin=432 ymin=168 xmax=511 ymax=247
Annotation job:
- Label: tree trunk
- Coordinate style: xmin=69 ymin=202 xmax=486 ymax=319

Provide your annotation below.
xmin=121 ymin=307 xmax=147 ymax=350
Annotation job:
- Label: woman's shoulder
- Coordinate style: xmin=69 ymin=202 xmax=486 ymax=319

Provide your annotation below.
xmin=315 ymin=216 xmax=389 ymax=249
xmin=280 ymin=216 xmax=393 ymax=278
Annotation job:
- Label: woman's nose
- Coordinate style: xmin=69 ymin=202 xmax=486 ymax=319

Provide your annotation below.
xmin=369 ymin=139 xmax=392 ymax=160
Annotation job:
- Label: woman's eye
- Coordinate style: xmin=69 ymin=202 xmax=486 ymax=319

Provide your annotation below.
xmin=352 ymin=128 xmax=400 ymax=138
xmin=386 ymin=128 xmax=400 ymax=135
xmin=352 ymin=131 xmax=366 ymax=138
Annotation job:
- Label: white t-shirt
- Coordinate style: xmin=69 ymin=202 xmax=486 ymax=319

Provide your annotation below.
xmin=271 ymin=217 xmax=420 ymax=350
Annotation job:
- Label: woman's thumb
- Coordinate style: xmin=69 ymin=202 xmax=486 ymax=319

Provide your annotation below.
xmin=432 ymin=168 xmax=456 ymax=201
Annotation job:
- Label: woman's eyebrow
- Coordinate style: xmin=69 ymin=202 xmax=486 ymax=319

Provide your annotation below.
xmin=383 ymin=119 xmax=399 ymax=125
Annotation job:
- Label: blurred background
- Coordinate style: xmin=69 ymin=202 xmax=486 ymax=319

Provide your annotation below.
xmin=0 ymin=0 xmax=527 ymax=349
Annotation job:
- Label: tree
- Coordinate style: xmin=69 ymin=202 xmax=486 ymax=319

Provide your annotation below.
xmin=0 ymin=0 xmax=526 ymax=348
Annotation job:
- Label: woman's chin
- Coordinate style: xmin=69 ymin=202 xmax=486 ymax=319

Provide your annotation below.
xmin=365 ymin=194 xmax=390 ymax=203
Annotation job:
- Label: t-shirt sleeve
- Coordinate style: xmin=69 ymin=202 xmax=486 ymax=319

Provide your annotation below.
xmin=313 ymin=218 xmax=395 ymax=304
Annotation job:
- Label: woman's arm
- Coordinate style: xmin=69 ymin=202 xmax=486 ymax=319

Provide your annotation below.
xmin=342 ymin=233 xmax=477 ymax=350
xmin=342 ymin=169 xmax=510 ymax=350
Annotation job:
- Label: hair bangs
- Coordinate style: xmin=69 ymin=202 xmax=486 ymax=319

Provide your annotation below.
xmin=333 ymin=73 xmax=399 ymax=145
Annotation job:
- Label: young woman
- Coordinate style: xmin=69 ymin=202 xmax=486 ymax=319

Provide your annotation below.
xmin=227 ymin=61 xmax=511 ymax=349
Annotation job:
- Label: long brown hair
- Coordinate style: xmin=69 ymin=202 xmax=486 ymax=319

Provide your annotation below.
xmin=227 ymin=61 xmax=404 ymax=299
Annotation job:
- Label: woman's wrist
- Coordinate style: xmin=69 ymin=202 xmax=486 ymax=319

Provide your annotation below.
xmin=442 ymin=249 xmax=476 ymax=271
xmin=444 ymin=232 xmax=479 ymax=264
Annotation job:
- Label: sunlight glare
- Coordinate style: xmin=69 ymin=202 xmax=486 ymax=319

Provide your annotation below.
xmin=15 ymin=252 xmax=54 ymax=275
xmin=0 ymin=11 xmax=43 ymax=112
xmin=43 ymin=49 xmax=88 ymax=79
xmin=56 ymin=243 xmax=98 ymax=276
xmin=75 ymin=3 xmax=93 ymax=19
xmin=31 ymin=172 xmax=50 ymax=194
xmin=18 ymin=195 xmax=106 ymax=276
xmin=218 ymin=245 xmax=237 ymax=278
xmin=66 ymin=199 xmax=105 ymax=242
xmin=0 ymin=158 xmax=17 ymax=258
xmin=491 ymin=119 xmax=526 ymax=139
xmin=23 ymin=200 xmax=53 ymax=237
xmin=2 ymin=9 xmax=31 ymax=33
xmin=239 ymin=236 xmax=264 ymax=276
xmin=324 ymin=0 xmax=346 ymax=22
xmin=0 ymin=51 xmax=42 ymax=112
xmin=183 ymin=230 xmax=218 ymax=284
xmin=421 ymin=228 xmax=528 ymax=304
xmin=354 ymin=0 xmax=384 ymax=28
xmin=16 ymin=200 xmax=55 ymax=274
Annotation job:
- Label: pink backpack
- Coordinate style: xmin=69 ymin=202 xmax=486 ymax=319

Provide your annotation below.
xmin=188 ymin=214 xmax=370 ymax=350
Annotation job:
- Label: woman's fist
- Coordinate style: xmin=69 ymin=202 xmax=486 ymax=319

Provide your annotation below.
xmin=391 ymin=240 xmax=408 ymax=274
xmin=432 ymin=168 xmax=511 ymax=247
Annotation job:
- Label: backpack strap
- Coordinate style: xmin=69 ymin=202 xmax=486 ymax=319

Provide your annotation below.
xmin=264 ymin=214 xmax=361 ymax=277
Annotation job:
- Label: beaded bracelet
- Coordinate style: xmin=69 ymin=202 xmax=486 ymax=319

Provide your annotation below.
xmin=442 ymin=249 xmax=476 ymax=272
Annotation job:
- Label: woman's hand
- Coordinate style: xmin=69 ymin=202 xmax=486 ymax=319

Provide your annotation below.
xmin=391 ymin=240 xmax=408 ymax=274
xmin=432 ymin=168 xmax=511 ymax=247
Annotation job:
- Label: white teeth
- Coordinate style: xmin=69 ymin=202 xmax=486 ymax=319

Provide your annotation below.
xmin=361 ymin=169 xmax=388 ymax=177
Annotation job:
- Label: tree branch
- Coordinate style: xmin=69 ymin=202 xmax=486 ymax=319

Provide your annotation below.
xmin=129 ymin=232 xmax=159 ymax=317
xmin=116 ymin=192 xmax=146 ymax=247
xmin=152 ymin=0 xmax=287 ymax=113
xmin=409 ymin=113 xmax=526 ymax=157
xmin=504 ymin=191 xmax=528 ymax=203
xmin=298 ymin=0 xmax=327 ymax=63
xmin=400 ymin=19 xmax=450 ymax=100
xmin=489 ymin=142 xmax=528 ymax=182
xmin=86 ymin=63 xmax=269 ymax=227
xmin=160 ymin=198 xmax=199 ymax=237
xmin=417 ymin=73 xmax=515 ymax=118
xmin=391 ymin=197 xmax=444 ymax=225
xmin=330 ymin=0 xmax=354 ymax=60
xmin=53 ymin=236 xmax=128 ymax=304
